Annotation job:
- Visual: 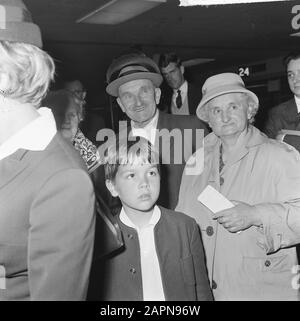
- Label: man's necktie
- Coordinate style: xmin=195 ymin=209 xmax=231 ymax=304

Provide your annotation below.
xmin=176 ymin=89 xmax=182 ymax=109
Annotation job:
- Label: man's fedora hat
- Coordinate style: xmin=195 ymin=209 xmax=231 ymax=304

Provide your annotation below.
xmin=0 ymin=0 xmax=42 ymax=47
xmin=106 ymin=53 xmax=163 ymax=97
xmin=196 ymin=73 xmax=259 ymax=122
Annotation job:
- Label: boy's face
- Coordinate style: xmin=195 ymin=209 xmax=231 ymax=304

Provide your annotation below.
xmin=106 ymin=160 xmax=160 ymax=213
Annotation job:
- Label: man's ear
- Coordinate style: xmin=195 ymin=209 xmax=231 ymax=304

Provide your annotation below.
xmin=180 ymin=65 xmax=185 ymax=75
xmin=117 ymin=97 xmax=125 ymax=113
xmin=154 ymin=87 xmax=161 ymax=105
xmin=105 ymin=179 xmax=119 ymax=197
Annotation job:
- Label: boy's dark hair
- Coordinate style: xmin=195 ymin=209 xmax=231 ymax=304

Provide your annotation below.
xmin=283 ymin=52 xmax=300 ymax=70
xmin=158 ymin=52 xmax=182 ymax=69
xmin=104 ymin=135 xmax=160 ymax=181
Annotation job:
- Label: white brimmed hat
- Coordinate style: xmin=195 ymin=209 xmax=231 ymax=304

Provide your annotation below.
xmin=196 ymin=73 xmax=259 ymax=122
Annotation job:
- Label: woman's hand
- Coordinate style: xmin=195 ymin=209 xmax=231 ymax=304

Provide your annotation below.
xmin=212 ymin=201 xmax=263 ymax=233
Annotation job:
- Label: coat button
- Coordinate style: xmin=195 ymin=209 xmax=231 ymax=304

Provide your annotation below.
xmin=220 ymin=176 xmax=224 ymax=186
xmin=264 ymin=260 xmax=271 ymax=267
xmin=127 ymin=234 xmax=133 ymax=239
xmin=130 ymin=268 xmax=136 ymax=274
xmin=212 ymin=280 xmax=217 ymax=289
xmin=206 ymin=226 xmax=214 ymax=236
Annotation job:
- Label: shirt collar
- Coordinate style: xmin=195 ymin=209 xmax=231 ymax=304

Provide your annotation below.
xmin=119 ymin=205 xmax=161 ymax=229
xmin=131 ymin=109 xmax=159 ymax=145
xmin=0 ymin=107 xmax=57 ymax=161
xmin=131 ymin=109 xmax=158 ymax=130
xmin=173 ymin=80 xmax=188 ymax=95
xmin=294 ymin=95 xmax=300 ymax=113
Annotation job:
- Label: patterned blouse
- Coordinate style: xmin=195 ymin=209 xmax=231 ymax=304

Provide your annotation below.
xmin=73 ymin=129 xmax=102 ymax=173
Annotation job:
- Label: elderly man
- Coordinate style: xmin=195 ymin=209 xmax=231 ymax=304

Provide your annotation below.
xmin=264 ymin=53 xmax=300 ymax=151
xmin=177 ymin=73 xmax=300 ymax=300
xmin=159 ymin=52 xmax=202 ymax=115
xmin=103 ymin=53 xmax=208 ymax=210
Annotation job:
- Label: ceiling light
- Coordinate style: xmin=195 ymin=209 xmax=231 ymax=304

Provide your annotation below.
xmin=77 ymin=0 xmax=166 ymax=25
xmin=182 ymin=58 xmax=215 ymax=67
xmin=180 ymin=0 xmax=289 ymax=5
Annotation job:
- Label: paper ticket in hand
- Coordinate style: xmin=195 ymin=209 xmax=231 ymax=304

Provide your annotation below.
xmin=197 ymin=185 xmax=234 ymax=213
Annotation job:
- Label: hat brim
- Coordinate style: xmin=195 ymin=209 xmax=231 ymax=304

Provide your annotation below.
xmin=106 ymin=72 xmax=163 ymax=97
xmin=0 ymin=22 xmax=42 ymax=48
xmin=196 ymin=85 xmax=259 ymax=122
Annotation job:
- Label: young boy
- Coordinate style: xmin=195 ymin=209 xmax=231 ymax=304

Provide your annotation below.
xmin=87 ymin=136 xmax=213 ymax=301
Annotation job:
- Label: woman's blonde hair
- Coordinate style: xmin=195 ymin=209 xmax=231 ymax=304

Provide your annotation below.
xmin=0 ymin=41 xmax=55 ymax=107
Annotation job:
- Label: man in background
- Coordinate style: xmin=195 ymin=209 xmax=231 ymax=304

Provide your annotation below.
xmin=63 ymin=78 xmax=106 ymax=144
xmin=159 ymin=52 xmax=202 ymax=116
xmin=264 ymin=52 xmax=300 ymax=151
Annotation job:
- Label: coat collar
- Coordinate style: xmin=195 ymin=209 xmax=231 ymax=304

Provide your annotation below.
xmin=205 ymin=125 xmax=268 ymax=175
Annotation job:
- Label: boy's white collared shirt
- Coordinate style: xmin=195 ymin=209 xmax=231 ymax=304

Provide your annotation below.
xmin=0 ymin=107 xmax=57 ymax=161
xmin=120 ymin=205 xmax=165 ymax=301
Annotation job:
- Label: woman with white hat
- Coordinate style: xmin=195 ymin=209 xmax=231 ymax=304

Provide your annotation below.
xmin=176 ymin=72 xmax=300 ymax=300
xmin=0 ymin=0 xmax=95 ymax=300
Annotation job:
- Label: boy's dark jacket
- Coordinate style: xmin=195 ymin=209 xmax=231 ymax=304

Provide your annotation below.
xmin=87 ymin=206 xmax=213 ymax=301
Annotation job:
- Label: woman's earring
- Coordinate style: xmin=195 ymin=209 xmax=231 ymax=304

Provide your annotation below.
xmin=0 ymin=88 xmax=10 ymax=97
xmin=0 ymin=89 xmax=11 ymax=113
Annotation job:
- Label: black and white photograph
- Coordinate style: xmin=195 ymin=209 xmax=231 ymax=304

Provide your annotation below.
xmin=0 ymin=0 xmax=300 ymax=311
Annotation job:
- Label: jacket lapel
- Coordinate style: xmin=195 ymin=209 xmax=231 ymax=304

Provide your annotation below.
xmin=0 ymin=149 xmax=29 ymax=190
xmin=154 ymin=111 xmax=164 ymax=156
xmin=155 ymin=111 xmax=176 ymax=163
xmin=223 ymin=126 xmax=267 ymax=171
xmin=205 ymin=126 xmax=267 ymax=182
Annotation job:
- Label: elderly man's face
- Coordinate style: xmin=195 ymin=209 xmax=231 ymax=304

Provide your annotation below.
xmin=287 ymin=58 xmax=300 ymax=98
xmin=207 ymin=93 xmax=251 ymax=140
xmin=161 ymin=62 xmax=185 ymax=90
xmin=117 ymin=79 xmax=161 ymax=126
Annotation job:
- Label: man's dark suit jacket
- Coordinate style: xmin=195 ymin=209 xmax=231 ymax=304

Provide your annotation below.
xmin=264 ymin=97 xmax=300 ymax=151
xmin=264 ymin=97 xmax=300 ymax=138
xmin=87 ymin=206 xmax=213 ymax=301
xmin=160 ymin=82 xmax=202 ymax=115
xmin=154 ymin=111 xmax=208 ymax=209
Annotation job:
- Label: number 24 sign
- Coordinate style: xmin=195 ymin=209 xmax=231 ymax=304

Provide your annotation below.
xmin=238 ymin=67 xmax=250 ymax=77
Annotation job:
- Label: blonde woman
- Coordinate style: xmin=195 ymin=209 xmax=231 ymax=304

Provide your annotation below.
xmin=0 ymin=0 xmax=95 ymax=300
